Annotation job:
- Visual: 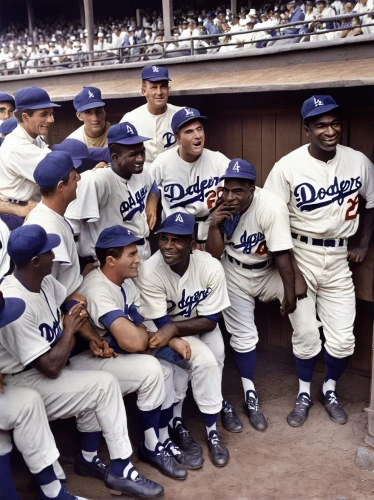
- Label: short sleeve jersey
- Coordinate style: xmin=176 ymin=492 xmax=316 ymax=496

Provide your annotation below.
xmin=137 ymin=250 xmax=230 ymax=320
xmin=264 ymin=144 xmax=374 ymax=239
xmin=0 ymin=274 xmax=66 ymax=374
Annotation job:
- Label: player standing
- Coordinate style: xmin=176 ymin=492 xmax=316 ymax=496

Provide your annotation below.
xmin=264 ymin=95 xmax=374 ymax=426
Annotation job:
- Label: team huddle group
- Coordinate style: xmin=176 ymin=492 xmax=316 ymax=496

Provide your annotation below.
xmin=0 ymin=64 xmax=373 ymax=500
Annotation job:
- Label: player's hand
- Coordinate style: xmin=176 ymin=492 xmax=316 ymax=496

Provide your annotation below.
xmin=65 ymin=292 xmax=88 ymax=308
xmin=19 ymin=200 xmax=38 ymax=218
xmin=169 ymin=338 xmax=191 ymax=360
xmin=146 ymin=197 xmax=158 ymax=231
xmin=102 ymin=340 xmax=118 ymax=358
xmin=81 ymin=262 xmax=99 ymax=277
xmin=63 ymin=303 xmax=88 ymax=334
xmin=0 ymin=373 xmax=4 ymax=393
xmin=149 ymin=323 xmax=177 ymax=348
xmin=347 ymin=246 xmax=369 ymax=263
xmin=280 ymin=292 xmax=297 ymax=316
xmin=93 ymin=162 xmax=108 ymax=171
xmin=295 ymin=274 xmax=308 ymax=300
xmin=210 ymin=203 xmax=233 ymax=227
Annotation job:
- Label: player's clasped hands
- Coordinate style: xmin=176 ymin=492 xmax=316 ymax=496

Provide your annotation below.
xmin=148 ymin=323 xmax=177 ymax=348
xmin=64 ymin=303 xmax=88 ymax=332
xmin=169 ymin=337 xmax=191 ymax=360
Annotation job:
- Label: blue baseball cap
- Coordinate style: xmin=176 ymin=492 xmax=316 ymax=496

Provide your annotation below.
xmin=301 ymin=95 xmax=339 ymax=120
xmin=96 ymin=225 xmax=142 ymax=248
xmin=141 ymin=65 xmax=171 ymax=82
xmin=34 ymin=151 xmax=75 ymax=188
xmin=8 ymin=224 xmax=61 ymax=262
xmin=171 ymin=107 xmax=207 ymax=134
xmin=14 ymin=87 xmax=60 ymax=111
xmin=73 ymin=86 xmax=105 ymax=112
xmin=0 ymin=117 xmax=17 ymax=135
xmin=52 ymin=138 xmax=109 ymax=167
xmin=220 ymin=158 xmax=257 ymax=182
xmin=108 ymin=122 xmax=151 ymax=146
xmin=156 ymin=212 xmax=196 ymax=236
xmin=0 ymin=92 xmax=15 ymax=105
xmin=0 ymin=291 xmax=26 ymax=328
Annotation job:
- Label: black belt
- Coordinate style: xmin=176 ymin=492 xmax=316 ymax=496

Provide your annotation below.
xmin=11 ymin=365 xmax=32 ymax=376
xmin=7 ymin=199 xmax=28 ymax=206
xmin=135 ymin=237 xmax=148 ymax=246
xmin=195 ymin=216 xmax=208 ymax=222
xmin=225 ymin=252 xmax=274 ymax=270
xmin=291 ymin=232 xmax=347 ymax=248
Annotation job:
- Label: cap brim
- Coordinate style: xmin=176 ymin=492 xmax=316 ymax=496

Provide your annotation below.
xmin=109 ymin=135 xmax=151 ymax=146
xmin=0 ymin=297 xmax=26 ymax=328
xmin=173 ymin=115 xmax=207 ymax=134
xmin=15 ymin=102 xmax=61 ymax=111
xmin=72 ymin=158 xmax=83 ymax=167
xmin=76 ymin=100 xmax=106 ymax=112
xmin=156 ymin=226 xmax=193 ymax=235
xmin=39 ymin=233 xmax=61 ymax=255
xmin=96 ymin=234 xmax=142 ymax=249
xmin=303 ymin=103 xmax=340 ymax=120
xmin=143 ymin=76 xmax=171 ymax=82
xmin=220 ymin=173 xmax=256 ymax=182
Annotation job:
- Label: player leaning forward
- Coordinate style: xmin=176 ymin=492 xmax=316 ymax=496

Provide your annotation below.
xmin=264 ymin=95 xmax=374 ymax=426
xmin=206 ymin=159 xmax=299 ymax=431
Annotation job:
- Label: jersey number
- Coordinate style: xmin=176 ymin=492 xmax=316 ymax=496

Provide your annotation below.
xmin=345 ymin=195 xmax=359 ymax=220
xmin=206 ymin=187 xmax=223 ymax=210
xmin=255 ymin=241 xmax=268 ymax=256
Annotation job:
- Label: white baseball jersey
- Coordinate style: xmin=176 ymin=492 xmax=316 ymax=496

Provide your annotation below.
xmin=224 ymin=187 xmax=293 ymax=268
xmin=137 ymin=249 xmax=230 ymax=320
xmin=0 ymin=274 xmax=66 ymax=374
xmin=150 ymin=147 xmax=229 ymax=242
xmin=0 ymin=124 xmax=50 ymax=201
xmin=78 ymin=268 xmax=140 ymax=337
xmin=264 ymin=144 xmax=374 ymax=240
xmin=65 ymin=167 xmax=153 ymax=259
xmin=0 ymin=219 xmax=10 ymax=279
xmin=25 ymin=202 xmax=82 ymax=296
xmin=120 ymin=103 xmax=181 ymax=168
xmin=67 ymin=123 xmax=109 ymax=148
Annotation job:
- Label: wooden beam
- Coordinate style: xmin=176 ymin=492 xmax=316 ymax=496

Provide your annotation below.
xmin=26 ymin=0 xmax=35 ymax=43
xmin=231 ymin=0 xmax=238 ymax=15
xmin=162 ymin=0 xmax=173 ymax=39
xmin=83 ymin=0 xmax=94 ymax=64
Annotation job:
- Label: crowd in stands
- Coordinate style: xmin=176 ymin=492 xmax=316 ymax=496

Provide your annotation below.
xmin=1 ymin=1 xmax=373 ymax=74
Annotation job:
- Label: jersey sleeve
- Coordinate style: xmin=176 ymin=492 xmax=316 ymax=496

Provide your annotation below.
xmin=44 ymin=276 xmax=67 ymax=308
xmin=263 ymin=160 xmax=292 ymax=205
xmin=359 ymin=156 xmax=374 ymax=209
xmin=65 ymin=170 xmax=107 ymax=222
xmin=137 ymin=273 xmax=169 ymax=319
xmin=84 ymin=285 xmax=121 ymax=330
xmin=257 ymin=192 xmax=293 ymax=252
xmin=149 ymin=157 xmax=162 ymax=187
xmin=9 ymin=145 xmax=50 ymax=181
xmin=196 ymin=257 xmax=231 ymax=316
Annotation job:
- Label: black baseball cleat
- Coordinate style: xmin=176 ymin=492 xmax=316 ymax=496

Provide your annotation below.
xmin=244 ymin=391 xmax=268 ymax=431
xmin=169 ymin=420 xmax=202 ymax=456
xmin=287 ymin=393 xmax=312 ymax=427
xmin=74 ymin=453 xmax=106 ymax=481
xmin=163 ymin=438 xmax=204 ymax=470
xmin=138 ymin=443 xmax=187 ymax=480
xmin=207 ymin=431 xmax=229 ymax=467
xmin=104 ymin=468 xmax=164 ymax=498
xmin=221 ymin=400 xmax=242 ymax=433
xmin=318 ymin=387 xmax=348 ymax=424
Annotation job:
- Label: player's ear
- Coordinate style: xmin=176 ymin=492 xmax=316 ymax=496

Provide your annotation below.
xmin=76 ymin=111 xmax=83 ymax=122
xmin=175 ymin=132 xmax=181 ymax=144
xmin=303 ymin=120 xmax=310 ymax=137
xmin=31 ymin=255 xmax=41 ymax=268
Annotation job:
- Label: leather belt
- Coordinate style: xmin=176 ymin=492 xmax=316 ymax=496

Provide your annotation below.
xmin=291 ymin=232 xmax=347 ymax=248
xmin=225 ymin=252 xmax=274 ymax=270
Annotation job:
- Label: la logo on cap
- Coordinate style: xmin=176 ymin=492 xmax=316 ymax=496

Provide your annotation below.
xmin=232 ymin=161 xmax=240 ymax=172
xmin=126 ymin=125 xmax=134 ymax=135
xmin=175 ymin=214 xmax=184 ymax=223
xmin=152 ymin=66 xmax=159 ymax=73
xmin=314 ymin=97 xmax=324 ymax=107
xmin=88 ymin=90 xmax=95 ymax=98
xmin=185 ymin=108 xmax=194 ymax=117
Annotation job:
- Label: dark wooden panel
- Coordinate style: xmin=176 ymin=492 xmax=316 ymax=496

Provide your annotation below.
xmin=275 ymin=114 xmax=301 ymax=163
xmin=349 ymin=113 xmax=374 ymax=162
xmin=204 ymin=115 xmax=242 ymax=160
xmin=261 ymin=115 xmax=276 ymax=187
xmin=242 ymin=115 xmax=262 ymax=174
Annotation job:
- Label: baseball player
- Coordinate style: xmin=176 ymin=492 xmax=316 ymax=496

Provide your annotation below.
xmin=137 ymin=212 xmax=235 ymax=467
xmin=0 ymin=224 xmax=164 ymax=498
xmin=264 ymin=95 xmax=374 ymax=426
xmin=120 ymin=65 xmax=182 ymax=171
xmin=0 ymin=91 xmax=15 ymax=124
xmin=52 ymin=138 xmax=111 ymax=173
xmin=65 ymin=122 xmax=157 ymax=264
xmin=0 ymin=117 xmax=17 ymax=147
xmin=0 ymin=291 xmax=88 ymax=500
xmin=0 ymin=87 xmax=59 ymax=229
xmin=77 ymin=225 xmax=203 ymax=473
xmin=67 ymin=86 xmax=110 ymax=148
xmin=149 ymin=107 xmax=229 ymax=246
xmin=206 ymin=158 xmax=297 ymax=431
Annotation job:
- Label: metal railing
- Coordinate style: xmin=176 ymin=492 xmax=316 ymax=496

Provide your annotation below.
xmin=0 ymin=11 xmax=373 ymax=76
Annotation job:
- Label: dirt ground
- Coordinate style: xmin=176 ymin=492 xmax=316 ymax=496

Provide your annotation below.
xmin=12 ymin=349 xmax=374 ymax=500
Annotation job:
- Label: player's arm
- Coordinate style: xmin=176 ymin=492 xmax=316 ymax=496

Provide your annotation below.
xmin=0 ymin=373 xmax=4 ymax=393
xmin=106 ymin=316 xmax=149 ymax=352
xmin=146 ymin=184 xmax=160 ymax=231
xmin=33 ymin=303 xmax=87 ymax=379
xmin=348 ymin=207 xmax=374 ymax=263
xmin=273 ymin=250 xmax=297 ymax=316
xmin=0 ymin=199 xmax=37 ymax=217
xmin=206 ymin=202 xmax=233 ymax=259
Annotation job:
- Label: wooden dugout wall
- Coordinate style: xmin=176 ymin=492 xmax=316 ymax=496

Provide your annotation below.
xmin=49 ymin=85 xmax=374 ymax=376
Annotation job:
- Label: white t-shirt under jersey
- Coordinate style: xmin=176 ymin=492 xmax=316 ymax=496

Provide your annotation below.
xmin=0 ymin=274 xmax=66 ymax=374
xmin=25 ymin=202 xmax=82 ymax=296
xmin=264 ymin=144 xmax=374 ymax=240
xmin=150 ymin=147 xmax=229 ymax=242
xmin=120 ymin=103 xmax=181 ymax=168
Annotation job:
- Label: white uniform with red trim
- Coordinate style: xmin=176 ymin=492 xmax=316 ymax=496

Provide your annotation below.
xmin=264 ymin=144 xmax=374 ymax=359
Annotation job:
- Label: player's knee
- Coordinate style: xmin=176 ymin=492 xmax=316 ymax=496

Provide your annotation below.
xmin=192 ymin=346 xmax=218 ymax=370
xmin=229 ymin=333 xmax=258 ymax=353
xmin=141 ymin=357 xmax=164 ymax=386
xmin=326 ymin=334 xmax=355 ymax=358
